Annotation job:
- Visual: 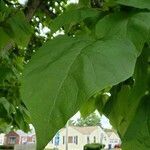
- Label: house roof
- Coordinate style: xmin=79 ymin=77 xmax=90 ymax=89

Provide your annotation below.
xmin=16 ymin=130 xmax=26 ymax=136
xmin=7 ymin=129 xmax=35 ymax=137
xmin=104 ymin=129 xmax=118 ymax=137
xmin=5 ymin=131 xmax=19 ymax=137
xmin=71 ymin=126 xmax=99 ymax=135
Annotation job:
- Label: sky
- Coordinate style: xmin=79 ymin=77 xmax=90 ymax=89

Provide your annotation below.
xmin=18 ymin=0 xmax=79 ymax=5
xmin=18 ymin=0 xmax=27 ymax=5
xmin=18 ymin=0 xmax=112 ymax=129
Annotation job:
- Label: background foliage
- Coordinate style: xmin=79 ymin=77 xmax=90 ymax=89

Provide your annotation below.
xmin=0 ymin=0 xmax=150 ymax=150
xmin=68 ymin=112 xmax=101 ymax=127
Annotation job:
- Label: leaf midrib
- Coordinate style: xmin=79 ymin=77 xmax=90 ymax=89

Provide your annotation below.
xmin=43 ymin=38 xmax=96 ymax=143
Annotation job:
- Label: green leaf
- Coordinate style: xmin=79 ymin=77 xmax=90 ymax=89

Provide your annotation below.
xmin=0 ymin=97 xmax=11 ymax=115
xmin=0 ymin=27 xmax=12 ymax=52
xmin=116 ymin=0 xmax=150 ymax=10
xmin=122 ymin=94 xmax=150 ymax=150
xmin=101 ymin=48 xmax=150 ymax=149
xmin=80 ymin=97 xmax=96 ymax=118
xmin=121 ymin=49 xmax=150 ymax=150
xmin=0 ymin=65 xmax=13 ymax=85
xmin=96 ymin=12 xmax=150 ymax=54
xmin=50 ymin=8 xmax=100 ymax=33
xmin=6 ymin=11 xmax=32 ymax=47
xmin=103 ymin=0 xmax=117 ymax=8
xmin=80 ymin=91 xmax=110 ymax=118
xmin=79 ymin=0 xmax=91 ymax=7
xmin=21 ymin=35 xmax=137 ymax=149
xmin=0 ymin=0 xmax=11 ymax=22
xmin=14 ymin=106 xmax=30 ymax=132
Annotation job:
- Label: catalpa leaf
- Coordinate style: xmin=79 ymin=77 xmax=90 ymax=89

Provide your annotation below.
xmin=80 ymin=91 xmax=110 ymax=118
xmin=0 ymin=65 xmax=13 ymax=84
xmin=121 ymin=49 xmax=150 ymax=150
xmin=0 ymin=0 xmax=11 ymax=22
xmin=6 ymin=11 xmax=32 ymax=47
xmin=21 ymin=35 xmax=138 ymax=149
xmin=101 ymin=48 xmax=150 ymax=149
xmin=116 ymin=0 xmax=150 ymax=10
xmin=0 ymin=27 xmax=12 ymax=52
xmin=0 ymin=97 xmax=11 ymax=117
xmin=80 ymin=96 xmax=96 ymax=118
xmin=122 ymin=94 xmax=150 ymax=150
xmin=96 ymin=12 xmax=150 ymax=54
xmin=51 ymin=8 xmax=100 ymax=33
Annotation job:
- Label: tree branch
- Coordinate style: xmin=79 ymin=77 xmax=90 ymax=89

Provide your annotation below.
xmin=25 ymin=0 xmax=42 ymax=21
xmin=2 ymin=0 xmax=42 ymax=52
xmin=3 ymin=0 xmax=57 ymax=52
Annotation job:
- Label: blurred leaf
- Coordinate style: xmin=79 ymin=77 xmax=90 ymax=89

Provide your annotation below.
xmin=51 ymin=8 xmax=100 ymax=33
xmin=80 ymin=97 xmax=96 ymax=118
xmin=0 ymin=65 xmax=12 ymax=84
xmin=0 ymin=27 xmax=12 ymax=52
xmin=96 ymin=12 xmax=150 ymax=53
xmin=0 ymin=97 xmax=11 ymax=116
xmin=116 ymin=0 xmax=150 ymax=10
xmin=79 ymin=0 xmax=91 ymax=7
xmin=122 ymin=94 xmax=150 ymax=150
xmin=100 ymin=48 xmax=150 ymax=149
xmin=6 ymin=11 xmax=32 ymax=47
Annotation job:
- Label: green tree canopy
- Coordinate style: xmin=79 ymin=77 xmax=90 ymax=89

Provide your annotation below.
xmin=0 ymin=0 xmax=150 ymax=150
xmin=74 ymin=113 xmax=101 ymax=127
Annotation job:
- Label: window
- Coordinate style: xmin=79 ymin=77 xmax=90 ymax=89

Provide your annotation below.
xmin=87 ymin=136 xmax=90 ymax=144
xmin=110 ymin=140 xmax=113 ymax=143
xmin=68 ymin=136 xmax=73 ymax=143
xmin=0 ymin=138 xmax=2 ymax=144
xmin=21 ymin=137 xmax=27 ymax=144
xmin=50 ymin=138 xmax=53 ymax=144
xmin=63 ymin=136 xmax=65 ymax=144
xmin=100 ymin=133 xmax=103 ymax=143
xmin=9 ymin=136 xmax=17 ymax=144
xmin=32 ymin=136 xmax=36 ymax=143
xmin=54 ymin=136 xmax=60 ymax=146
xmin=114 ymin=139 xmax=118 ymax=143
xmin=94 ymin=136 xmax=96 ymax=143
xmin=74 ymin=136 xmax=78 ymax=145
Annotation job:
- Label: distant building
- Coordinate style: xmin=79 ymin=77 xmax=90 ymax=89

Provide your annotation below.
xmin=3 ymin=126 xmax=121 ymax=149
xmin=104 ymin=129 xmax=121 ymax=149
xmin=5 ymin=131 xmax=19 ymax=145
xmin=46 ymin=126 xmax=113 ymax=150
xmin=4 ymin=130 xmax=35 ymax=145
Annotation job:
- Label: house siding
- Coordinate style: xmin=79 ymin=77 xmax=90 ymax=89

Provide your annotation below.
xmin=4 ymin=131 xmax=35 ymax=145
xmin=46 ymin=126 xmax=109 ymax=150
xmin=5 ymin=131 xmax=20 ymax=145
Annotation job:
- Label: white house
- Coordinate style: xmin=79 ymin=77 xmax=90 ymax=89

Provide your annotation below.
xmin=15 ymin=130 xmax=36 ymax=144
xmin=105 ymin=129 xmax=121 ymax=149
xmin=0 ymin=134 xmax=5 ymax=145
xmin=0 ymin=126 xmax=120 ymax=149
xmin=46 ymin=126 xmax=110 ymax=150
xmin=4 ymin=130 xmax=36 ymax=145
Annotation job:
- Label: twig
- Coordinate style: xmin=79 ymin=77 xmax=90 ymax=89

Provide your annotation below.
xmin=25 ymin=0 xmax=42 ymax=21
